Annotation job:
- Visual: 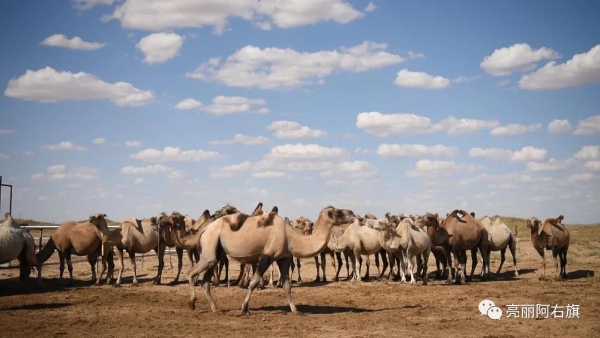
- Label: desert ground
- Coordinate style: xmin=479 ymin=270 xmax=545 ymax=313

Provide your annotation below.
xmin=1 ymin=218 xmax=599 ymax=338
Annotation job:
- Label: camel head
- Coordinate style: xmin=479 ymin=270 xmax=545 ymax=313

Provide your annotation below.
xmin=213 ymin=203 xmax=239 ymax=219
xmin=168 ymin=211 xmax=186 ymax=231
xmin=361 ymin=217 xmax=390 ymax=231
xmin=4 ymin=212 xmax=11 ymax=221
xmin=399 ymin=213 xmax=410 ymax=221
xmin=364 ymin=213 xmax=378 ymax=220
xmin=422 ymin=212 xmax=440 ymax=228
xmin=88 ymin=213 xmax=107 ymax=225
xmin=320 ymin=206 xmax=356 ymax=225
xmin=257 ymin=211 xmax=277 ymax=227
xmin=526 ymin=217 xmax=542 ymax=234
xmin=396 ymin=217 xmax=416 ymax=236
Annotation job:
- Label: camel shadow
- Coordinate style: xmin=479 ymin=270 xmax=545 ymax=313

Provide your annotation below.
xmin=567 ymin=270 xmax=594 ymax=280
xmin=0 ymin=302 xmax=71 ymax=311
xmin=0 ymin=277 xmax=82 ymax=297
xmin=294 ymin=280 xmax=337 ymax=288
xmin=251 ymin=304 xmax=395 ymax=314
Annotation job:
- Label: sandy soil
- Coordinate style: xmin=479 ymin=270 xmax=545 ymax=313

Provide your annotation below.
xmin=1 ymin=243 xmax=599 ymax=338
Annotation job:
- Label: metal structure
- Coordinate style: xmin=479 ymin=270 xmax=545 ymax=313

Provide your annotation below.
xmin=0 ymin=175 xmax=13 ymax=215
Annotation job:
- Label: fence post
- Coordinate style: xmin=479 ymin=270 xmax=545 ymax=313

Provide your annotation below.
xmin=38 ymin=229 xmax=43 ymax=253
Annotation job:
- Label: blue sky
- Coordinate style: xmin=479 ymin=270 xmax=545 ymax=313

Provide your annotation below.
xmin=1 ymin=0 xmax=599 ymax=224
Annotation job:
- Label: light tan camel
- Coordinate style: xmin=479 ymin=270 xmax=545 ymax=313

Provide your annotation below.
xmin=479 ymin=215 xmax=519 ymax=277
xmin=328 ymin=214 xmax=384 ymax=282
xmin=526 ymin=215 xmax=569 ymax=280
xmin=93 ymin=213 xmax=172 ymax=286
xmin=366 ymin=217 xmax=431 ymax=285
xmin=0 ymin=213 xmax=41 ymax=285
xmin=187 ymin=205 xmax=355 ymax=315
xmin=165 ymin=204 xmax=241 ymax=285
xmin=36 ymin=213 xmax=115 ymax=286
xmin=413 ymin=214 xmax=448 ymax=280
xmin=364 ymin=213 xmax=389 ymax=281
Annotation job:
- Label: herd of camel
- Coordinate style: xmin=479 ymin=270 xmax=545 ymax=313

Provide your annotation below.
xmin=0 ymin=202 xmax=571 ymax=315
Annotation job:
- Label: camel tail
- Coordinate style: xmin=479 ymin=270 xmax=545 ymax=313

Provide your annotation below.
xmin=514 ymin=223 xmax=519 ymax=237
xmin=36 ymin=237 xmax=56 ymax=264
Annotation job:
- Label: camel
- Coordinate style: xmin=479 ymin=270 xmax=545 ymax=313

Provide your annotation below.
xmin=36 ymin=213 xmax=115 ymax=286
xmin=187 ymin=205 xmax=356 ymax=315
xmin=525 ymin=215 xmax=570 ymax=280
xmin=0 ymin=213 xmax=41 ymax=284
xmin=414 ymin=214 xmax=448 ymax=280
xmin=328 ymin=214 xmax=384 ymax=282
xmin=479 ymin=216 xmax=519 ymax=277
xmin=165 ymin=204 xmax=241 ymax=286
xmin=364 ymin=213 xmax=389 ymax=281
xmin=365 ymin=217 xmax=431 ymax=285
xmin=92 ymin=213 xmax=172 ymax=286
xmin=436 ymin=210 xmax=489 ymax=284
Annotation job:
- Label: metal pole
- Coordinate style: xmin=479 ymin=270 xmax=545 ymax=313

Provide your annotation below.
xmin=0 ymin=175 xmax=3 ymax=214
xmin=8 ymin=184 xmax=12 ymax=215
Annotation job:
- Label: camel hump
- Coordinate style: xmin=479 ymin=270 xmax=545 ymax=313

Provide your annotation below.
xmin=271 ymin=206 xmax=278 ymax=214
xmin=123 ymin=217 xmax=142 ymax=228
xmin=251 ymin=202 xmax=263 ymax=216
xmin=223 ymin=213 xmax=251 ymax=231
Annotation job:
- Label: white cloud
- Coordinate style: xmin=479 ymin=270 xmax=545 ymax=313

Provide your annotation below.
xmin=108 ymin=0 xmax=363 ymax=33
xmin=0 ymin=153 xmax=9 ymax=160
xmin=585 ymin=161 xmax=600 ymax=171
xmin=125 ymin=140 xmax=142 ymax=148
xmin=480 ymin=43 xmax=560 ymax=76
xmin=497 ymin=79 xmax=510 ymax=87
xmin=175 ymin=96 xmax=267 ymax=115
xmin=377 ymin=144 xmax=458 ymax=157
xmin=0 ymin=129 xmax=13 ymax=135
xmin=548 ymin=119 xmax=572 ymax=133
xmin=31 ymin=173 xmax=44 ymax=181
xmin=453 ymin=75 xmax=479 ymax=83
xmin=186 ymin=41 xmax=403 ymax=89
xmin=393 ymin=69 xmax=450 ymax=89
xmin=40 ymin=34 xmax=106 ymax=51
xmin=406 ymin=160 xmax=479 ymax=178
xmin=573 ymin=115 xmax=600 ymax=135
xmin=519 ymin=44 xmax=600 ymax=90
xmin=4 ymin=67 xmax=154 ymax=106
xmin=407 ymin=51 xmax=425 ymax=59
xmin=134 ymin=177 xmax=147 ymax=185
xmin=356 ymin=112 xmax=499 ymax=137
xmin=574 ymin=146 xmax=600 ymax=161
xmin=342 ymin=134 xmax=354 ymax=140
xmin=136 ymin=32 xmax=184 ymax=64
xmin=567 ymin=173 xmax=595 ymax=183
xmin=252 ymin=171 xmax=291 ymax=179
xmin=266 ymin=121 xmax=327 ymax=139
xmin=365 ymin=2 xmax=376 ymax=12
xmin=92 ymin=138 xmax=106 ymax=145
xmin=490 ymin=123 xmax=541 ymax=136
xmin=45 ymin=165 xmax=99 ymax=181
xmin=209 ymin=134 xmax=269 ymax=145
xmin=73 ymin=0 xmax=114 ymax=10
xmin=469 ymin=146 xmax=547 ymax=162
xmin=525 ymin=158 xmax=572 ymax=172
xmin=40 ymin=141 xmax=86 ymax=151
xmin=326 ymin=179 xmax=345 ymax=186
xmin=120 ymin=165 xmax=175 ymax=175
xmin=264 ymin=143 xmax=347 ymax=161
xmin=129 ymin=146 xmax=222 ymax=162
xmin=354 ymin=147 xmax=371 ymax=154
xmin=166 ymin=170 xmax=186 ymax=181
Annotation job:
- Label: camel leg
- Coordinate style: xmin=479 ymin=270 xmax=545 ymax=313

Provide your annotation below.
xmin=561 ymin=247 xmax=568 ymax=278
xmin=378 ymin=249 xmax=389 ymax=279
xmin=407 ymin=250 xmax=417 ymax=285
xmin=269 ymin=262 xmax=277 ymax=286
xmin=344 ymin=252 xmax=351 ymax=279
xmin=363 ymin=255 xmax=370 ymax=281
xmin=186 ymin=249 xmax=195 ymax=267
xmin=106 ymin=249 xmax=115 ymax=283
xmin=552 ymin=247 xmax=561 ymax=281
xmin=496 ymin=248 xmax=506 ymax=275
xmin=128 ymin=251 xmax=139 ymax=286
xmin=240 ymin=255 xmax=273 ymax=315
xmin=313 ymin=256 xmax=321 ymax=282
xmin=375 ymin=251 xmax=380 ymax=277
xmin=114 ymin=248 xmax=125 ymax=286
xmin=320 ymin=252 xmax=327 ymax=282
xmin=468 ymin=249 xmax=477 ymax=281
xmin=65 ymin=251 xmax=75 ymax=286
xmin=153 ymin=243 xmax=166 ymax=285
xmin=386 ymin=251 xmax=395 ymax=280
xmin=187 ymin=256 xmax=218 ymax=312
xmin=538 ymin=249 xmax=546 ymax=280
xmin=396 ymin=252 xmax=407 ymax=283
xmin=296 ymin=257 xmax=303 ymax=284
xmin=58 ymin=251 xmax=66 ymax=284
xmin=333 ymin=252 xmax=343 ymax=282
xmin=354 ymin=253 xmax=363 ymax=282
xmin=445 ymin=247 xmax=454 ymax=284
xmin=88 ymin=254 xmax=99 ymax=285
xmin=277 ymin=258 xmax=301 ymax=315
xmin=168 ymin=248 xmax=184 ymax=285
xmin=230 ymin=263 xmax=244 ymax=286
xmin=422 ymin=248 xmax=430 ymax=285
xmin=509 ymin=236 xmax=519 ymax=277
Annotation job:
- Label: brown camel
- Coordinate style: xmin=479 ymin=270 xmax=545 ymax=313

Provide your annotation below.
xmin=526 ymin=215 xmax=570 ymax=280
xmin=414 ymin=214 xmax=448 ymax=280
xmin=422 ymin=210 xmax=489 ymax=284
xmin=187 ymin=205 xmax=355 ymax=315
xmin=36 ymin=213 xmax=114 ymax=286
xmin=93 ymin=213 xmax=172 ymax=286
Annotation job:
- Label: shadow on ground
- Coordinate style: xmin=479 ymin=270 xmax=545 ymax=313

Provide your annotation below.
xmin=0 ymin=302 xmax=71 ymax=311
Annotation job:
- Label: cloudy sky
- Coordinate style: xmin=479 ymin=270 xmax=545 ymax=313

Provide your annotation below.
xmin=1 ymin=0 xmax=599 ymax=224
